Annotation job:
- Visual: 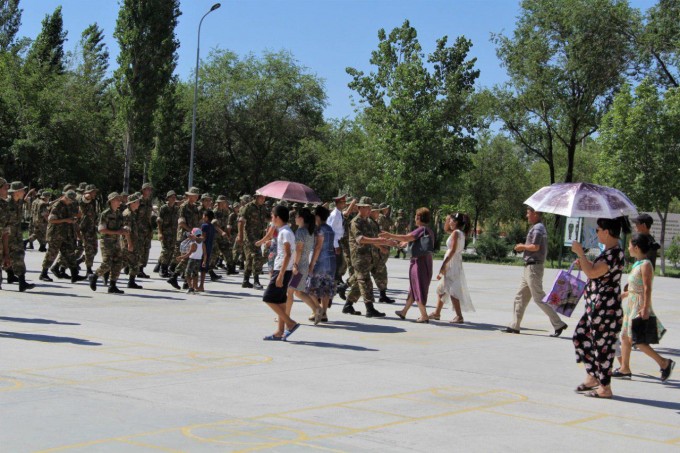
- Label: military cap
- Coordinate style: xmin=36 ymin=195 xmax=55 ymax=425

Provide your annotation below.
xmin=200 ymin=193 xmax=213 ymax=200
xmin=120 ymin=191 xmax=129 ymax=197
xmin=240 ymin=194 xmax=252 ymax=203
xmin=8 ymin=181 xmax=26 ymax=193
xmin=107 ymin=192 xmax=121 ymax=203
xmin=398 ymin=209 xmax=405 ymax=214
xmin=371 ymin=203 xmax=381 ymax=211
xmin=41 ymin=190 xmax=51 ymax=198
xmin=379 ymin=203 xmax=390 ymax=210
xmin=291 ymin=203 xmax=300 ymax=209
xmin=77 ymin=182 xmax=87 ymax=192
xmin=133 ymin=191 xmax=141 ymax=198
xmin=63 ymin=184 xmax=77 ymax=193
xmin=216 ymin=195 xmax=227 ymax=202
xmin=185 ymin=186 xmax=201 ymax=196
xmin=233 ymin=202 xmax=241 ymax=208
xmin=254 ymin=190 xmax=265 ymax=197
xmin=0 ymin=177 xmax=7 ymax=186
xmin=277 ymin=200 xmax=288 ymax=207
xmin=356 ymin=196 xmax=372 ymax=207
xmin=141 ymin=182 xmax=153 ymax=190
xmin=127 ymin=193 xmax=141 ymax=204
xmin=166 ymin=190 xmax=177 ymax=199
xmin=347 ymin=196 xmax=356 ymax=203
xmin=65 ymin=190 xmax=77 ymax=201
xmin=333 ymin=194 xmax=347 ymax=202
xmin=85 ymin=184 xmax=97 ymax=193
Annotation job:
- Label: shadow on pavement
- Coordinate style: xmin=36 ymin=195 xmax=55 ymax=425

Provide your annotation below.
xmin=122 ymin=293 xmax=185 ymax=301
xmin=655 ymin=347 xmax=680 ymax=358
xmin=204 ymin=290 xmax=252 ymax=298
xmin=0 ymin=317 xmax=80 ymax=326
xmin=31 ymin=291 xmax=92 ymax=298
xmin=287 ymin=340 xmax=379 ymax=351
xmin=431 ymin=321 xmax=509 ymax=332
xmin=0 ymin=331 xmax=102 ymax=346
xmin=613 ymin=395 xmax=680 ymax=412
xmin=318 ymin=320 xmax=406 ymax=334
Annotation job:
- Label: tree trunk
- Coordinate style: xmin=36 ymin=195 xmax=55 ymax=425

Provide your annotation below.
xmin=657 ymin=207 xmax=668 ymax=276
xmin=123 ymin=127 xmax=133 ymax=193
xmin=564 ymin=142 xmax=576 ymax=183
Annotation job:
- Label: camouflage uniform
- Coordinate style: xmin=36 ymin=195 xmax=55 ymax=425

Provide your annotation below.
xmin=0 ymin=192 xmax=7 ymax=284
xmin=137 ymin=184 xmax=155 ymax=272
xmin=42 ymin=195 xmax=78 ymax=273
xmin=392 ymin=211 xmax=409 ymax=258
xmin=7 ymin=196 xmax=27 ymax=275
xmin=157 ymin=192 xmax=179 ymax=271
xmin=94 ymin=194 xmax=125 ymax=286
xmin=121 ymin=201 xmax=140 ymax=279
xmin=78 ymin=187 xmax=99 ymax=272
xmin=28 ymin=195 xmax=50 ymax=250
xmin=239 ymin=198 xmax=268 ymax=286
xmin=228 ymin=206 xmax=243 ymax=268
xmin=211 ymin=201 xmax=234 ymax=271
xmin=370 ymin=212 xmax=389 ymax=292
xmin=173 ymin=194 xmax=200 ymax=277
xmin=345 ymin=211 xmax=379 ymax=309
xmin=57 ymin=190 xmax=81 ymax=272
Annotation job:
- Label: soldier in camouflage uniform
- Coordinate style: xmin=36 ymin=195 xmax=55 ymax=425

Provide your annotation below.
xmin=342 ymin=197 xmax=391 ymax=318
xmin=39 ymin=190 xmax=85 ymax=284
xmin=372 ymin=204 xmax=395 ymax=303
xmin=211 ymin=195 xmax=237 ymax=276
xmin=237 ymin=192 xmax=268 ymax=289
xmin=336 ymin=198 xmax=358 ymax=299
xmin=3 ymin=182 xmax=36 ymax=291
xmin=0 ymin=178 xmax=8 ymax=290
xmin=55 ymin=184 xmax=82 ymax=279
xmin=167 ymin=187 xmax=201 ymax=289
xmin=232 ymin=197 xmax=248 ymax=270
xmin=120 ymin=193 xmax=144 ymax=289
xmin=392 ymin=209 xmax=409 ymax=258
xmin=156 ymin=190 xmax=179 ymax=278
xmin=136 ymin=183 xmax=154 ymax=278
xmin=228 ymin=200 xmax=242 ymax=274
xmin=22 ymin=187 xmax=39 ymax=250
xmin=78 ymin=185 xmax=99 ymax=276
xmin=27 ymin=190 xmax=51 ymax=252
xmin=88 ymin=192 xmax=129 ymax=294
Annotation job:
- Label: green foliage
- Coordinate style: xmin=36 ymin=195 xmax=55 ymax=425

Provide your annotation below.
xmin=346 ymin=20 xmax=479 ymax=211
xmin=637 ymin=0 xmax=680 ymax=89
xmin=26 ymin=6 xmax=66 ymax=74
xmin=491 ymin=0 xmax=637 ymax=184
xmin=474 ymin=225 xmax=510 ymax=261
xmin=666 ymin=236 xmax=680 ymax=268
xmin=0 ymin=0 xmax=21 ymax=52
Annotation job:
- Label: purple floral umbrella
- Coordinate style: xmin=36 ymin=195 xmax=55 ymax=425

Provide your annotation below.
xmin=256 ymin=181 xmax=322 ymax=204
xmin=524 ymin=183 xmax=638 ymax=219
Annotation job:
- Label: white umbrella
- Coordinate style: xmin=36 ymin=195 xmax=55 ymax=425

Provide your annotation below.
xmin=524 ymin=182 xmax=638 ymax=219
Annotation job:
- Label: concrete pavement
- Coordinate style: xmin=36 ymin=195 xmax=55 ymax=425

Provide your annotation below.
xmin=1 ymin=243 xmax=679 ymax=452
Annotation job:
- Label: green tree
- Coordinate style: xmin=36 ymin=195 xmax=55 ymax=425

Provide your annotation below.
xmin=346 ymin=20 xmax=479 ymax=212
xmin=114 ymin=0 xmax=180 ymax=192
xmin=26 ymin=6 xmax=66 ymax=74
xmin=492 ymin=0 xmax=637 ymax=184
xmin=598 ymin=80 xmax=680 ymax=274
xmin=635 ymin=0 xmax=679 ymax=88
xmin=192 ymin=49 xmax=326 ymax=195
xmin=0 ymin=0 xmax=21 ymax=52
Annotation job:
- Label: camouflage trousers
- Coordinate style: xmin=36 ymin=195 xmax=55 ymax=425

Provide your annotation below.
xmin=157 ymin=232 xmax=175 ymax=267
xmin=243 ymin=241 xmax=265 ymax=276
xmin=336 ymin=238 xmax=353 ymax=284
xmin=346 ymin=256 xmax=376 ymax=304
xmin=232 ymin=240 xmax=244 ymax=265
xmin=43 ymin=235 xmax=76 ymax=270
xmin=210 ymin=238 xmax=234 ymax=269
xmin=28 ymin=223 xmax=47 ymax=245
xmin=8 ymin=235 xmax=27 ymax=275
xmin=138 ymin=229 xmax=153 ymax=268
xmin=174 ymin=239 xmax=189 ymax=276
xmin=96 ymin=240 xmax=122 ymax=282
xmin=82 ymin=230 xmax=98 ymax=268
xmin=371 ymin=250 xmax=389 ymax=291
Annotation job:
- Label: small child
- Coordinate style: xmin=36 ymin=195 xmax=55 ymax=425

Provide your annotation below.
xmin=176 ymin=228 xmax=206 ymax=294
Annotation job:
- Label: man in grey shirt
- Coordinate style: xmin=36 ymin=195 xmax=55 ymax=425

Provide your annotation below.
xmin=503 ymin=207 xmax=568 ymax=337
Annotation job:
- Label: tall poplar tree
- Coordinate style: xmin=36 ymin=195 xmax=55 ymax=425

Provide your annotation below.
xmin=114 ymin=0 xmax=180 ymax=192
xmin=0 ymin=0 xmax=21 ymax=52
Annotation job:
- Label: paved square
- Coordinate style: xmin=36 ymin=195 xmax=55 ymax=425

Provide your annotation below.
xmin=1 ymin=243 xmax=678 ymax=451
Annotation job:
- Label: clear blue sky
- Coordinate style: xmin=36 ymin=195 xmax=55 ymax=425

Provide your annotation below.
xmin=20 ymin=0 xmax=657 ymax=120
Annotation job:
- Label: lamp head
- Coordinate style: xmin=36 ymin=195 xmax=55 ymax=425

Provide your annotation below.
xmin=211 ymin=3 xmax=221 ymax=11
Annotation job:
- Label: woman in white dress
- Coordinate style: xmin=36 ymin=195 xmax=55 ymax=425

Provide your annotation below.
xmin=429 ymin=213 xmax=474 ymax=323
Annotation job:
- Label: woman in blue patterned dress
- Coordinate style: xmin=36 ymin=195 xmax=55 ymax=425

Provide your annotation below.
xmin=307 ymin=205 xmax=336 ymax=323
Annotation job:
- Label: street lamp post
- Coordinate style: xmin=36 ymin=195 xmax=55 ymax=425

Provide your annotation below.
xmin=188 ymin=3 xmax=221 ymax=190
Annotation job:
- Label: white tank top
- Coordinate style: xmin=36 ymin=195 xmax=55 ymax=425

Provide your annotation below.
xmin=189 ymin=241 xmax=203 ymax=260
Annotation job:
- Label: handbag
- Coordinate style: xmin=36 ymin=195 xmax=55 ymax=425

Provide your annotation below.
xmin=542 ymin=263 xmax=586 ymax=317
xmin=631 ymin=315 xmax=660 ymax=345
xmin=410 ymin=228 xmax=434 ymax=257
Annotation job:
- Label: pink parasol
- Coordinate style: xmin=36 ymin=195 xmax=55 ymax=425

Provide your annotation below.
xmin=256 ymin=181 xmax=322 ymax=204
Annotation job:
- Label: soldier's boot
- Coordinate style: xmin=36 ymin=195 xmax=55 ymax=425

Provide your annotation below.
xmin=6 ymin=269 xmax=19 ymax=284
xmin=76 ymin=256 xmax=85 ymax=266
xmin=0 ymin=269 xmax=3 ymax=289
xmin=70 ymin=268 xmax=87 ymax=283
xmin=153 ymin=263 xmax=161 ymax=273
xmin=59 ymin=266 xmax=71 ymax=279
xmin=86 ymin=266 xmax=93 ymax=276
xmin=103 ymin=272 xmax=110 ymax=286
xmin=394 ymin=250 xmax=401 ymax=259
xmin=182 ymin=279 xmax=189 ymax=290
xmin=209 ymin=270 xmax=222 ymax=281
xmin=364 ymin=302 xmax=386 ymax=318
xmin=167 ymin=274 xmax=181 ymax=290
xmin=50 ymin=264 xmax=64 ymax=279
xmin=39 ymin=268 xmax=53 ymax=282
xmin=137 ymin=268 xmax=150 ymax=279
xmin=108 ymin=281 xmax=124 ymax=294
xmin=123 ymin=267 xmax=129 ymax=275
xmin=23 ymin=239 xmax=29 ymax=250
xmin=227 ymin=265 xmax=239 ymax=275
xmin=88 ymin=274 xmax=98 ymax=291
xmin=253 ymin=275 xmax=263 ymax=290
xmin=18 ymin=274 xmax=36 ymax=292
xmin=216 ymin=258 xmax=225 ymax=269
xmin=127 ymin=276 xmax=143 ymax=289
xmin=160 ymin=265 xmax=170 ymax=278
xmin=337 ymin=283 xmax=347 ymax=301
xmin=169 ymin=263 xmax=177 ymax=273
xmin=379 ymin=290 xmax=395 ymax=304
xmin=241 ymin=273 xmax=254 ymax=289
xmin=342 ymin=302 xmax=361 ymax=316
xmin=38 ymin=243 xmax=47 ymax=252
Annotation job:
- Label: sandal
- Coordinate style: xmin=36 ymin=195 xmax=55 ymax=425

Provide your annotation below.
xmin=575 ymin=383 xmax=599 ymax=393
xmin=611 ymin=369 xmax=632 ymax=379
xmin=414 ymin=317 xmax=429 ymax=324
xmin=395 ymin=310 xmax=406 ymax=320
xmin=449 ymin=316 xmax=464 ymax=324
xmin=428 ymin=312 xmax=440 ymax=321
xmin=584 ymin=390 xmax=612 ymax=399
xmin=263 ymin=334 xmax=284 ymax=341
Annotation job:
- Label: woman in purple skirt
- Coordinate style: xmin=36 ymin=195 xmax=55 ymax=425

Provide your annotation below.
xmin=380 ymin=207 xmax=434 ymax=323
